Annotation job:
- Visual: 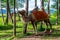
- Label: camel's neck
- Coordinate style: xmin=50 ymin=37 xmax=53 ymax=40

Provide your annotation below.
xmin=20 ymin=14 xmax=30 ymax=23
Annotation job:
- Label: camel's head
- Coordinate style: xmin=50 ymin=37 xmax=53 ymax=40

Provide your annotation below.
xmin=18 ymin=10 xmax=26 ymax=16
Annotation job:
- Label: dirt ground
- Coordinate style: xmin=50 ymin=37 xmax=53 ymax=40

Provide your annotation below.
xmin=13 ymin=36 xmax=60 ymax=40
xmin=12 ymin=32 xmax=60 ymax=40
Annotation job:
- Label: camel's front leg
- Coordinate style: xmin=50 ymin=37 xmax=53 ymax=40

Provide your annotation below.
xmin=23 ymin=23 xmax=27 ymax=34
xmin=31 ymin=21 xmax=35 ymax=33
xmin=44 ymin=20 xmax=48 ymax=33
xmin=31 ymin=21 xmax=37 ymax=34
xmin=48 ymin=19 xmax=52 ymax=33
xmin=35 ymin=22 xmax=37 ymax=34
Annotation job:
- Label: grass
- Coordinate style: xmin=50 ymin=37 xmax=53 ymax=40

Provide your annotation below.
xmin=0 ymin=13 xmax=60 ymax=40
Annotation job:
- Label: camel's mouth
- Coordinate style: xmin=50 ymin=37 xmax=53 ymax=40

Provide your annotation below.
xmin=18 ymin=11 xmax=24 ymax=15
xmin=17 ymin=10 xmax=27 ymax=17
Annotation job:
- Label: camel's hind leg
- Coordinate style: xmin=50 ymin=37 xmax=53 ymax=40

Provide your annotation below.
xmin=31 ymin=21 xmax=37 ymax=34
xmin=48 ymin=19 xmax=52 ymax=33
xmin=35 ymin=22 xmax=37 ymax=34
xmin=44 ymin=20 xmax=48 ymax=33
xmin=23 ymin=23 xmax=27 ymax=34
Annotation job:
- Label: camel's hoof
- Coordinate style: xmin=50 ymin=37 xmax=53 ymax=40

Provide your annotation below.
xmin=33 ymin=32 xmax=35 ymax=34
xmin=36 ymin=32 xmax=37 ymax=34
xmin=35 ymin=33 xmax=38 ymax=36
xmin=50 ymin=30 xmax=52 ymax=33
xmin=43 ymin=30 xmax=47 ymax=33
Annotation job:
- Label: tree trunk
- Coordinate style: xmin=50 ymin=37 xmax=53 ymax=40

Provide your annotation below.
xmin=17 ymin=8 xmax=20 ymax=21
xmin=6 ymin=0 xmax=13 ymax=24
xmin=8 ymin=6 xmax=13 ymax=23
xmin=1 ymin=8 xmax=4 ymax=24
xmin=26 ymin=0 xmax=29 ymax=15
xmin=48 ymin=0 xmax=50 ymax=16
xmin=40 ymin=0 xmax=44 ymax=31
xmin=56 ymin=0 xmax=58 ymax=25
xmin=13 ymin=0 xmax=16 ymax=36
xmin=6 ymin=0 xmax=9 ymax=24
xmin=0 ymin=0 xmax=4 ymax=24
xmin=16 ymin=1 xmax=20 ymax=21
xmin=35 ymin=0 xmax=37 ymax=7
xmin=59 ymin=0 xmax=60 ymax=14
xmin=23 ymin=0 xmax=29 ymax=34
xmin=41 ymin=0 xmax=44 ymax=11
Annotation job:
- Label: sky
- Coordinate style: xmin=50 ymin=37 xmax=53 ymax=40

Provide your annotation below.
xmin=0 ymin=0 xmax=56 ymax=10
xmin=18 ymin=0 xmax=56 ymax=11
xmin=0 ymin=0 xmax=56 ymax=13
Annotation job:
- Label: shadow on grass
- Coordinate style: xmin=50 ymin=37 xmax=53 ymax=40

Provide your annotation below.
xmin=16 ymin=28 xmax=60 ymax=38
xmin=0 ymin=25 xmax=13 ymax=30
xmin=0 ymin=34 xmax=12 ymax=38
xmin=51 ymin=29 xmax=60 ymax=37
xmin=0 ymin=25 xmax=22 ymax=30
xmin=16 ymin=26 xmax=23 ymax=28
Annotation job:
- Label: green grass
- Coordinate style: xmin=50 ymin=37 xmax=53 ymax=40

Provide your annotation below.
xmin=0 ymin=14 xmax=60 ymax=40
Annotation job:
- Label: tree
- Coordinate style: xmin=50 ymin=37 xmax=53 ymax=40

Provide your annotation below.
xmin=48 ymin=0 xmax=50 ymax=16
xmin=23 ymin=0 xmax=29 ymax=34
xmin=6 ymin=0 xmax=13 ymax=24
xmin=41 ymin=0 xmax=44 ymax=11
xmin=16 ymin=0 xmax=20 ymax=21
xmin=0 ymin=0 xmax=4 ymax=24
xmin=40 ymin=0 xmax=44 ymax=30
xmin=16 ymin=0 xmax=25 ymax=8
xmin=59 ymin=0 xmax=60 ymax=13
xmin=26 ymin=0 xmax=29 ymax=15
xmin=56 ymin=0 xmax=58 ymax=25
xmin=35 ymin=0 xmax=37 ymax=7
xmin=6 ymin=0 xmax=9 ymax=24
xmin=13 ymin=0 xmax=16 ymax=36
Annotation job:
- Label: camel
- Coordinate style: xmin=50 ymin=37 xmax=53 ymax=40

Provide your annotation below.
xmin=18 ymin=8 xmax=52 ymax=34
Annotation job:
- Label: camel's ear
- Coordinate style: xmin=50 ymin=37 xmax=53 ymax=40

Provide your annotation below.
xmin=17 ymin=11 xmax=22 ymax=15
xmin=22 ymin=10 xmax=26 ymax=13
xmin=17 ymin=10 xmax=26 ymax=15
xmin=17 ymin=11 xmax=20 ymax=13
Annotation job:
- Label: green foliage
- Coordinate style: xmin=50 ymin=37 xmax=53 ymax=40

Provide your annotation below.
xmin=51 ymin=4 xmax=56 ymax=9
xmin=52 ymin=0 xmax=56 ymax=2
xmin=1 ymin=0 xmax=25 ymax=8
xmin=0 ymin=0 xmax=60 ymax=39
xmin=44 ymin=0 xmax=48 ymax=2
xmin=1 ymin=3 xmax=6 ymax=7
xmin=9 ymin=0 xmax=14 ymax=6
xmin=0 ymin=13 xmax=60 ymax=40
xmin=1 ymin=0 xmax=6 ymax=7
xmin=17 ymin=0 xmax=25 ymax=8
xmin=59 ymin=0 xmax=60 ymax=14
xmin=1 ymin=0 xmax=6 ymax=3
xmin=57 ymin=0 xmax=60 ymax=14
xmin=19 ymin=0 xmax=25 ymax=3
